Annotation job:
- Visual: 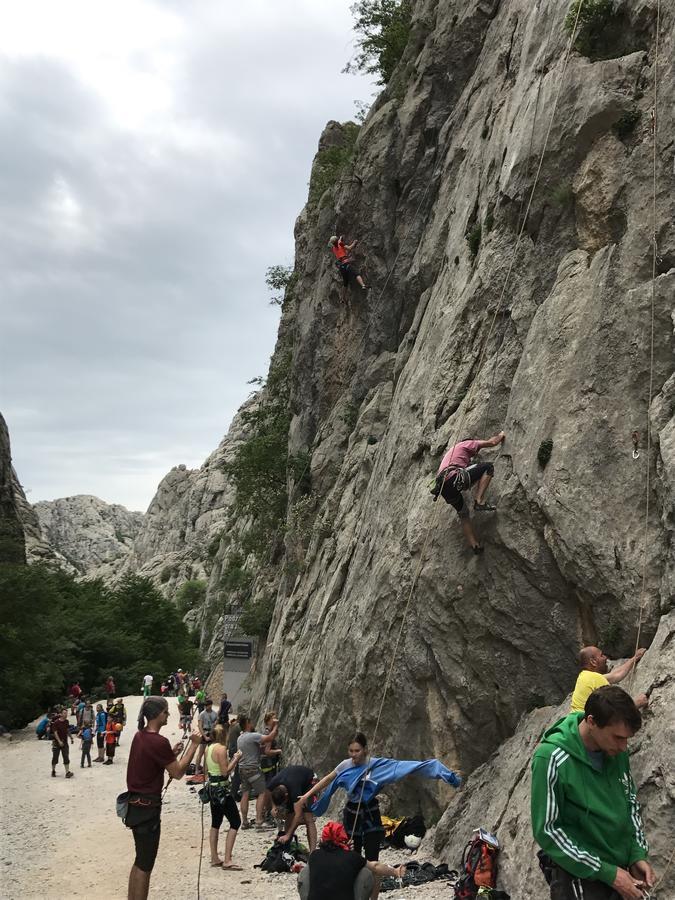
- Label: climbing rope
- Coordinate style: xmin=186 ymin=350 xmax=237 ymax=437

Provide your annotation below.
xmin=630 ymin=0 xmax=660 ymax=685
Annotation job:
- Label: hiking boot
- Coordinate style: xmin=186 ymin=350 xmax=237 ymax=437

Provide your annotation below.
xmin=51 ymin=770 xmax=56 ymax=777
xmin=472 ymin=544 xmax=484 ymax=555
xmin=241 ymin=821 xmax=253 ymax=830
xmin=474 ymin=501 xmax=496 ymax=512
xmin=65 ymin=771 xmax=74 ymax=778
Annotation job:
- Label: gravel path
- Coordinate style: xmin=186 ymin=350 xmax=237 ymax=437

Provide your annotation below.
xmin=0 ymin=695 xmax=454 ymax=899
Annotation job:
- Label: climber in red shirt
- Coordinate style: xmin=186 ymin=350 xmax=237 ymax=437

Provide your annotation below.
xmin=328 ymin=235 xmax=367 ymax=294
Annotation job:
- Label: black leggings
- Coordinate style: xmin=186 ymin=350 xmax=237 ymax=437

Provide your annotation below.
xmin=344 ymin=799 xmax=383 ymax=862
xmin=441 ymin=462 xmax=494 ymax=517
xmin=210 ymin=794 xmax=241 ymax=831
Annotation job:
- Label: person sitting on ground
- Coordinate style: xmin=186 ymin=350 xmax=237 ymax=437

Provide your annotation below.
xmin=195 ymin=698 xmax=218 ymax=773
xmin=570 ymin=646 xmax=648 ymax=713
xmin=328 ymin=235 xmax=367 ymax=294
xmin=79 ymin=723 xmax=93 ymax=768
xmin=298 ymin=821 xmax=405 ymax=900
xmin=51 ymin=708 xmax=74 ymax=779
xmin=205 ymin=723 xmax=243 ymax=870
xmin=431 ymin=432 xmax=506 ymax=554
xmin=266 ymin=764 xmax=318 ymax=852
xmin=299 ymin=732 xmax=460 ymax=900
xmin=236 ymin=713 xmax=279 ymax=830
xmin=125 ymin=696 xmax=201 ymax=900
xmin=94 ymin=703 xmax=107 ymax=762
xmin=531 ymin=685 xmax=654 ymax=900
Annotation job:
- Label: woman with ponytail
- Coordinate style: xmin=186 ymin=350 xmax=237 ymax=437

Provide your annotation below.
xmin=125 ymin=697 xmax=200 ymax=900
xmin=205 ymin=722 xmax=243 ymax=869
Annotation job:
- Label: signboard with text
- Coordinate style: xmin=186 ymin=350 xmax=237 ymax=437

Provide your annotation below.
xmin=224 ymin=640 xmax=252 ymax=660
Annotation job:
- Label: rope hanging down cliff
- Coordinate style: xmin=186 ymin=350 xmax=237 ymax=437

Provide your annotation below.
xmin=631 ymin=0 xmax=661 ymax=685
xmin=346 ymin=0 xmax=589 ymax=839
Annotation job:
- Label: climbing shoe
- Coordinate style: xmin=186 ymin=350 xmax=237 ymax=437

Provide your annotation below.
xmin=474 ymin=501 xmax=496 ymax=512
xmin=472 ymin=545 xmax=484 ymax=555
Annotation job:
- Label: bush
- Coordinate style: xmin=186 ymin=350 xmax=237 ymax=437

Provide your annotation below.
xmin=238 ymin=593 xmax=275 ymax=638
xmin=466 ymin=223 xmax=482 ymax=259
xmin=176 ymin=579 xmax=207 ymax=616
xmin=565 ymin=0 xmax=615 ymax=58
xmin=538 ymin=439 xmax=553 ymax=468
xmin=613 ymin=109 xmax=641 ymax=140
xmin=345 ymin=0 xmax=413 ymax=85
xmin=265 ymin=264 xmax=295 ymax=307
xmin=308 ymin=124 xmax=360 ymax=206
xmin=551 ymin=183 xmax=574 ymax=207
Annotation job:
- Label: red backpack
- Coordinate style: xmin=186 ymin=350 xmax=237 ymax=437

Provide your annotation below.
xmin=454 ymin=830 xmax=499 ymax=898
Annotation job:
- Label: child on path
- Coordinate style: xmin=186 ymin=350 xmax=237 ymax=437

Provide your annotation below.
xmin=104 ymin=716 xmax=118 ymax=765
xmin=80 ymin=725 xmax=93 ymax=767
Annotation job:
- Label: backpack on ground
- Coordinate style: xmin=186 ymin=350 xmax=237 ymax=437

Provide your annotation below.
xmin=454 ymin=829 xmax=500 ymax=899
xmin=255 ymin=841 xmax=295 ymax=873
xmin=388 ymin=814 xmax=427 ymax=849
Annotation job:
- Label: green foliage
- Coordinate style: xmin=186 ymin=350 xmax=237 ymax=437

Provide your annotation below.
xmin=265 ymin=264 xmax=296 ymax=306
xmin=551 ymin=183 xmax=574 ymax=207
xmin=160 ymin=565 xmax=173 ymax=584
xmin=288 ymin=494 xmax=317 ymax=547
xmin=613 ymin=109 xmax=641 ymax=140
xmin=565 ymin=0 xmax=615 ymax=58
xmin=345 ymin=0 xmax=413 ymax=85
xmin=238 ymin=593 xmax=275 ymax=638
xmin=176 ymin=579 xmax=207 ymax=616
xmin=220 ymin=554 xmax=253 ymax=594
xmin=341 ymin=401 xmax=360 ymax=432
xmin=485 ymin=210 xmax=495 ymax=233
xmin=466 ymin=223 xmax=482 ymax=259
xmin=223 ymin=353 xmax=293 ymax=556
xmin=0 ymin=566 xmax=201 ymax=729
xmin=308 ymin=124 xmax=360 ymax=207
xmin=538 ymin=439 xmax=554 ymax=468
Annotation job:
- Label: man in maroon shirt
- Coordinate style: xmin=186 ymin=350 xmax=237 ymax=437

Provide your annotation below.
xmin=432 ymin=431 xmax=505 ymax=552
xmin=126 ymin=696 xmax=200 ymax=900
xmin=51 ymin=708 xmax=74 ymax=778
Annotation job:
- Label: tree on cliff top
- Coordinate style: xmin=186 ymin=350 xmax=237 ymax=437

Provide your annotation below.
xmin=345 ymin=0 xmax=412 ymax=84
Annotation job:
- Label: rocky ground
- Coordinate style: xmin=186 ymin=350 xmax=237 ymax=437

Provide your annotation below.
xmin=0 ymin=695 xmax=458 ymax=900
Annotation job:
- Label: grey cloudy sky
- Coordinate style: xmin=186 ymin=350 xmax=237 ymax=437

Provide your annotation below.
xmin=0 ymin=0 xmax=376 ymax=511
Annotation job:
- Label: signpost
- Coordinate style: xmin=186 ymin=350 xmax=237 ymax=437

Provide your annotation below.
xmin=224 ymin=640 xmax=252 ymax=660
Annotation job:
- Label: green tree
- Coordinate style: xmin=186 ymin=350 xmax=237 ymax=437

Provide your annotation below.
xmin=175 ymin=579 xmax=207 ymax=616
xmin=345 ymin=0 xmax=413 ymax=85
xmin=265 ymin=265 xmax=294 ymax=306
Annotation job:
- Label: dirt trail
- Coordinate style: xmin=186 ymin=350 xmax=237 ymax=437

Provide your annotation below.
xmin=0 ymin=695 xmax=449 ymax=899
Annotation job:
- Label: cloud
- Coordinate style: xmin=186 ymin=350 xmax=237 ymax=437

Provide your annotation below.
xmin=0 ymin=0 xmax=375 ymax=510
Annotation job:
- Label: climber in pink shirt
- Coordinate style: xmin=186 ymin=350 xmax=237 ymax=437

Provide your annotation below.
xmin=431 ymin=432 xmax=505 ymax=553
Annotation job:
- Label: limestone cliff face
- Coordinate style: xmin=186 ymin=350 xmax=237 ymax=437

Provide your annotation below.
xmin=33 ymin=496 xmax=144 ymax=576
xmin=116 ymin=403 xmax=254 ymax=605
xmin=243 ymin=0 xmax=674 ymax=811
xmin=0 ymin=413 xmax=26 ymax=564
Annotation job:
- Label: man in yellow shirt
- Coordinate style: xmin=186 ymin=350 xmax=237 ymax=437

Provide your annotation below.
xmin=570 ymin=646 xmax=648 ymax=712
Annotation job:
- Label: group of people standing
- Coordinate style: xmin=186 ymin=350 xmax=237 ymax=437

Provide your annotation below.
xmin=46 ymin=691 xmax=128 ymax=776
xmin=123 ymin=695 xmax=460 ymax=900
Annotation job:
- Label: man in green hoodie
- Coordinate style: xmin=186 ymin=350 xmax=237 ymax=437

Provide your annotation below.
xmin=531 ymin=686 xmax=655 ymax=900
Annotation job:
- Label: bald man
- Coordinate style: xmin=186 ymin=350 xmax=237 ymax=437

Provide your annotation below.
xmin=570 ymin=646 xmax=648 ymax=713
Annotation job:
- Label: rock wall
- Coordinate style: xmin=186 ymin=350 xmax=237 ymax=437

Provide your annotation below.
xmin=0 ymin=413 xmax=26 ymax=564
xmin=430 ymin=609 xmax=675 ymax=897
xmin=34 ymin=495 xmax=144 ymax=576
xmin=243 ymin=0 xmax=674 ymax=811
